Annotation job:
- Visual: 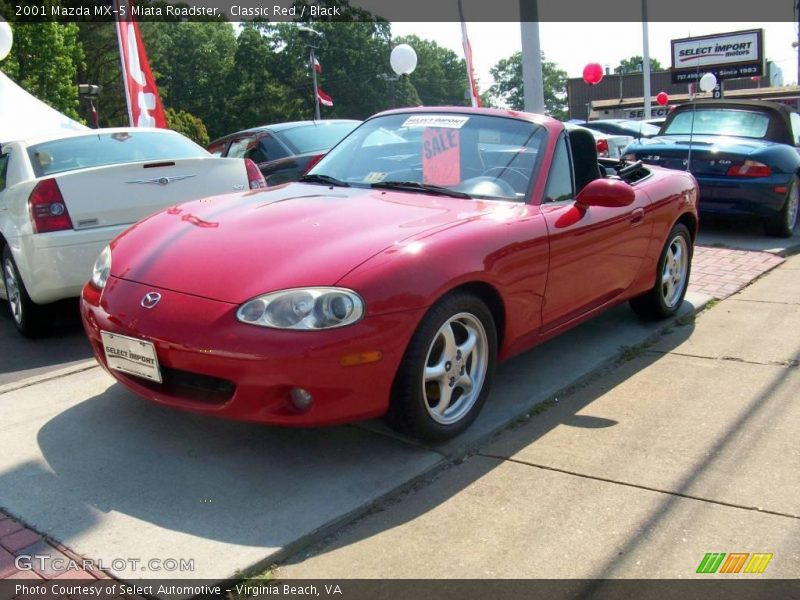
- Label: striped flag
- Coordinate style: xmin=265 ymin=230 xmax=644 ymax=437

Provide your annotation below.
xmin=317 ymin=88 xmax=333 ymax=107
xmin=460 ymin=20 xmax=480 ymax=107
xmin=114 ymin=0 xmax=167 ymax=128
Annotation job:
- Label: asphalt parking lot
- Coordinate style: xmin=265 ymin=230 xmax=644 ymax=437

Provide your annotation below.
xmin=0 ymin=218 xmax=798 ymax=582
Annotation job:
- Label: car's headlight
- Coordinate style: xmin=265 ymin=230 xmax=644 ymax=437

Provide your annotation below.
xmin=237 ymin=287 xmax=364 ymax=330
xmin=91 ymin=245 xmax=111 ymax=289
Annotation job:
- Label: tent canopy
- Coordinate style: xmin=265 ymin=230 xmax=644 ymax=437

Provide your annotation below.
xmin=0 ymin=71 xmax=87 ymax=143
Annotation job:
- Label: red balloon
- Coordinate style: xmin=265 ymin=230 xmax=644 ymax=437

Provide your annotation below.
xmin=582 ymin=63 xmax=604 ymax=85
xmin=656 ymin=92 xmax=669 ymax=106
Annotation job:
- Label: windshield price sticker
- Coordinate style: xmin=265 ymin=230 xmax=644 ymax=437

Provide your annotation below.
xmin=402 ymin=115 xmax=470 ymax=129
xmin=364 ymin=171 xmax=388 ymax=183
xmin=422 ymin=128 xmax=461 ymax=186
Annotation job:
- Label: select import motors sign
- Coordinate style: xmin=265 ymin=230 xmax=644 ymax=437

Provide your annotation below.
xmin=671 ymin=29 xmax=764 ymax=83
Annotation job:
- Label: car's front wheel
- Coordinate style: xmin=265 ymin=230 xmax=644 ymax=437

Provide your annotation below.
xmin=765 ymin=176 xmax=799 ymax=238
xmin=387 ymin=292 xmax=497 ymax=441
xmin=3 ymin=245 xmax=51 ymax=337
xmin=630 ymin=223 xmax=693 ymax=320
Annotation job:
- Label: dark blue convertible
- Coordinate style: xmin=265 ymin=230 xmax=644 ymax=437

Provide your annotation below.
xmin=623 ymin=100 xmax=800 ymax=237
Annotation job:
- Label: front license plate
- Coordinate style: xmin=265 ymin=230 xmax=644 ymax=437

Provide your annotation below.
xmin=101 ymin=331 xmax=162 ymax=383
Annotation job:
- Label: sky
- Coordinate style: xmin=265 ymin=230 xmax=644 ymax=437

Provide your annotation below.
xmin=391 ymin=22 xmax=799 ymax=88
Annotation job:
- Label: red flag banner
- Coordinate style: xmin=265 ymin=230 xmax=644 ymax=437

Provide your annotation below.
xmin=313 ymin=57 xmax=322 ymax=73
xmin=115 ymin=0 xmax=167 ymax=128
xmin=460 ymin=21 xmax=481 ymax=108
xmin=317 ymin=88 xmax=333 ymax=107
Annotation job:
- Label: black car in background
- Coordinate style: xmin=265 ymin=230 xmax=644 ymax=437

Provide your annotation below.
xmin=208 ymin=120 xmax=360 ymax=185
xmin=583 ymin=119 xmax=661 ymax=140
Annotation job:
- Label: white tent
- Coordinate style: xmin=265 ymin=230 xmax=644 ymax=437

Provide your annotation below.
xmin=0 ymin=71 xmax=87 ymax=143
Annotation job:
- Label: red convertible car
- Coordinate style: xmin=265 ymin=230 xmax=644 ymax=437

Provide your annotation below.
xmin=81 ymin=108 xmax=698 ymax=441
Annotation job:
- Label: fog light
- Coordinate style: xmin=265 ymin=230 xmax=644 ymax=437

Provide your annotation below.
xmin=290 ymin=387 xmax=314 ymax=411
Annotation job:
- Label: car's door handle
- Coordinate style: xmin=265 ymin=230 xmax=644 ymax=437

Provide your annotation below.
xmin=630 ymin=208 xmax=645 ymax=226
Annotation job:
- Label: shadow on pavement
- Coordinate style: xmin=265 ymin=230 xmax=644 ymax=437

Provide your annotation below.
xmin=696 ymin=215 xmax=800 ymax=254
xmin=0 ymin=299 xmax=93 ymax=384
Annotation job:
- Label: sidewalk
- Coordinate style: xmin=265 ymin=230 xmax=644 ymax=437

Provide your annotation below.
xmin=278 ymin=253 xmax=800 ymax=578
xmin=0 ymin=244 xmax=795 ymax=583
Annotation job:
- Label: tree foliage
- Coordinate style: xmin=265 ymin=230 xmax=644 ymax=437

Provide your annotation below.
xmin=488 ymin=52 xmax=568 ymax=120
xmin=1 ymin=22 xmax=84 ymax=120
xmin=1 ymin=11 xmax=484 ymax=141
xmin=614 ymin=56 xmax=663 ymax=74
xmin=165 ymin=107 xmax=209 ymax=146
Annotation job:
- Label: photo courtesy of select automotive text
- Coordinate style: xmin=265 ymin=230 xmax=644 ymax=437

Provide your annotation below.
xmin=0 ymin=0 xmax=798 ymax=598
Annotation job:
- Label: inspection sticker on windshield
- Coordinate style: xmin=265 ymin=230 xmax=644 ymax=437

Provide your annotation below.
xmin=101 ymin=331 xmax=162 ymax=383
xmin=402 ymin=115 xmax=469 ymax=129
xmin=364 ymin=171 xmax=388 ymax=183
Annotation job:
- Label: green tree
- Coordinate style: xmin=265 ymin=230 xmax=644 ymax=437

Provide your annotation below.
xmin=395 ymin=34 xmax=469 ymax=107
xmin=393 ymin=75 xmax=422 ymax=108
xmin=165 ymin=107 xmax=209 ymax=146
xmin=1 ymin=22 xmax=85 ymax=120
xmin=614 ymin=56 xmax=663 ymax=74
xmin=489 ymin=52 xmax=568 ymax=120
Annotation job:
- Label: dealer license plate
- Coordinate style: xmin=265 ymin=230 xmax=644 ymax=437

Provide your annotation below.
xmin=101 ymin=331 xmax=162 ymax=383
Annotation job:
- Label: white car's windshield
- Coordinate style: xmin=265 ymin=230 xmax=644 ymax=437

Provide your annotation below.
xmin=306 ymin=113 xmax=547 ymax=201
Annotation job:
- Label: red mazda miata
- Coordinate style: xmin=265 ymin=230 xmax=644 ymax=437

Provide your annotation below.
xmin=81 ymin=108 xmax=698 ymax=440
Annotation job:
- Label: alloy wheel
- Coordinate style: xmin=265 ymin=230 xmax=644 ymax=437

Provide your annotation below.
xmin=661 ymin=235 xmax=689 ymax=309
xmin=422 ymin=312 xmax=489 ymax=425
xmin=3 ymin=258 xmax=22 ymax=325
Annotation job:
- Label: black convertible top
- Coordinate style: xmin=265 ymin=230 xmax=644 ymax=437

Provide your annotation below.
xmin=663 ymin=99 xmax=796 ymax=145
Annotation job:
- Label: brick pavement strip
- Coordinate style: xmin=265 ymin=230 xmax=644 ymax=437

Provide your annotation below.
xmin=689 ymin=246 xmax=784 ymax=300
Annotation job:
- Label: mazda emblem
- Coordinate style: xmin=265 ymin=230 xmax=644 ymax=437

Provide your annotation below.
xmin=141 ymin=292 xmax=162 ymax=309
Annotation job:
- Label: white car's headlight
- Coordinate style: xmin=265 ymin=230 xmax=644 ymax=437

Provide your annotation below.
xmin=237 ymin=287 xmax=364 ymax=330
xmin=91 ymin=245 xmax=111 ymax=290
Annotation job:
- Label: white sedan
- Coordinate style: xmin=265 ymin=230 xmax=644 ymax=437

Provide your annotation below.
xmin=0 ymin=127 xmax=266 ymax=336
xmin=564 ymin=122 xmax=634 ymax=159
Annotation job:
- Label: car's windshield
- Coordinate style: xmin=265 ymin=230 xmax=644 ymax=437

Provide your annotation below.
xmin=306 ymin=113 xmax=547 ymax=201
xmin=276 ymin=122 xmax=359 ymax=154
xmin=663 ymin=109 xmax=771 ymax=138
xmin=27 ymin=131 xmax=208 ymax=177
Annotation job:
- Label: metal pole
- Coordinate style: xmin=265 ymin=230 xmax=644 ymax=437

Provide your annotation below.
xmin=520 ymin=1 xmax=545 ymax=113
xmin=641 ymin=0 xmax=652 ymax=119
xmin=310 ymin=48 xmax=321 ymax=121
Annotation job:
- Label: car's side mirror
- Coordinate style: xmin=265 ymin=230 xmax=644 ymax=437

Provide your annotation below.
xmin=576 ymin=178 xmax=635 ymax=208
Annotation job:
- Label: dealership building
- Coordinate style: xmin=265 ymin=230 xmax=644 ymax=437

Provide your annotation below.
xmin=567 ymin=29 xmax=800 ymax=120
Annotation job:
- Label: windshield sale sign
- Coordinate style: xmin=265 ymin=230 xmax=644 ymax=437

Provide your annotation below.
xmin=671 ymin=29 xmax=763 ymax=83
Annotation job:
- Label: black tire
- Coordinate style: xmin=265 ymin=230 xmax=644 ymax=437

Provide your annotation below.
xmin=386 ymin=292 xmax=497 ymax=441
xmin=764 ymin=176 xmax=799 ymax=238
xmin=2 ymin=245 xmax=52 ymax=337
xmin=630 ymin=223 xmax=693 ymax=320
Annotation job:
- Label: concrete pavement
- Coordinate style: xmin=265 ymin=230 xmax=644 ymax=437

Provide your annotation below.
xmin=0 ymin=244 xmax=795 ymax=583
xmin=279 ymin=254 xmax=800 ymax=579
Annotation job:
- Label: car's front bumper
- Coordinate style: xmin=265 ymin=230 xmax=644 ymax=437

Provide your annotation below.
xmin=80 ymin=277 xmax=425 ymax=427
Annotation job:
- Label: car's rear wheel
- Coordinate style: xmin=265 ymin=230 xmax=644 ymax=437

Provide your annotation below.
xmin=3 ymin=245 xmax=51 ymax=337
xmin=387 ymin=292 xmax=497 ymax=441
xmin=765 ymin=176 xmax=799 ymax=238
xmin=630 ymin=223 xmax=692 ymax=320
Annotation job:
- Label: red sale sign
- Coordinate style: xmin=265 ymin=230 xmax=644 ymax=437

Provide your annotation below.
xmin=115 ymin=1 xmax=167 ymax=128
xmin=422 ymin=128 xmax=461 ymax=186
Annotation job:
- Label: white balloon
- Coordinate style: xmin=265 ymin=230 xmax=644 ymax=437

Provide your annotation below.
xmin=699 ymin=72 xmax=718 ymax=93
xmin=0 ymin=19 xmax=12 ymax=62
xmin=390 ymin=44 xmax=417 ymax=76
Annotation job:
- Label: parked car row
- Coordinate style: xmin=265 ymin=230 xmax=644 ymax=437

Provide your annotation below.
xmin=7 ymin=101 xmax=795 ymax=441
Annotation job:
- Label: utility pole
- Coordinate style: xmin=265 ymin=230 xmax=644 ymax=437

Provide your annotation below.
xmin=642 ymin=0 xmax=652 ymax=119
xmin=520 ymin=0 xmax=545 ymax=114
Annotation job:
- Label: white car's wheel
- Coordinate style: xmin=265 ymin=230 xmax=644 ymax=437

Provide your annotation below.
xmin=3 ymin=245 xmax=51 ymax=337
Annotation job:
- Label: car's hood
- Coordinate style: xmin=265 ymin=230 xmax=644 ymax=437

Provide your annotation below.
xmin=629 ymin=134 xmax=776 ymax=155
xmin=110 ymin=183 xmax=494 ymax=304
